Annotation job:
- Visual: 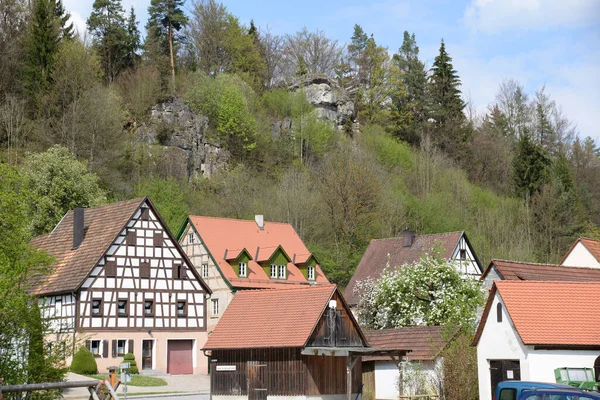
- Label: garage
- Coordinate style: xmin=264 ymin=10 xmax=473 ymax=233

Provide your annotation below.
xmin=167 ymin=340 xmax=194 ymax=374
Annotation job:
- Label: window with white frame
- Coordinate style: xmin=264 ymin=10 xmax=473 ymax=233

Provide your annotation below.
xmin=201 ymin=263 xmax=209 ymax=278
xmin=239 ymin=262 xmax=247 ymax=277
xmin=177 ymin=301 xmax=187 ymax=317
xmin=90 ymin=340 xmax=101 ymax=356
xmin=279 ymin=264 xmax=286 ymax=279
xmin=144 ymin=300 xmax=154 ymax=316
xmin=117 ymin=339 xmax=127 ymax=356
xmin=307 ymin=265 xmax=315 ymax=280
xmin=212 ymin=299 xmax=219 ymax=315
xmin=118 ymin=299 xmax=128 ymax=317
xmin=92 ymin=299 xmax=102 ymax=317
xmin=270 ymin=264 xmax=277 ymax=278
xmin=55 ymin=297 xmax=63 ymax=317
xmin=188 ymin=233 xmax=194 ymax=244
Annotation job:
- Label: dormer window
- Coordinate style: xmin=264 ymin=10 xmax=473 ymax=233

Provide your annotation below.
xmin=270 ymin=264 xmax=277 ymax=278
xmin=239 ymin=262 xmax=247 ymax=277
xmin=308 ymin=265 xmax=315 ymax=281
xmin=278 ymin=265 xmax=286 ymax=279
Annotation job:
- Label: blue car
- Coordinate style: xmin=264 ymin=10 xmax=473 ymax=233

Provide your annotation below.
xmin=495 ymin=381 xmax=580 ymax=400
xmin=518 ymin=388 xmax=600 ymax=400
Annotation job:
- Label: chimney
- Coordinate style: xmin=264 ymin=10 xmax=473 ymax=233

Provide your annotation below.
xmin=402 ymin=228 xmax=415 ymax=247
xmin=72 ymin=207 xmax=85 ymax=249
xmin=255 ymin=215 xmax=264 ymax=231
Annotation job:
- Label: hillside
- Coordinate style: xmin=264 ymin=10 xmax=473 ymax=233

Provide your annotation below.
xmin=1 ymin=0 xmax=599 ymax=287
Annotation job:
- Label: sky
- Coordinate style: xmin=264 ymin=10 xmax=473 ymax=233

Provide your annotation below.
xmin=64 ymin=0 xmax=600 ymax=141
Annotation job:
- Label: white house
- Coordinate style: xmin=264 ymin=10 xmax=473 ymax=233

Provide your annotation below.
xmin=473 ymin=281 xmax=600 ymax=400
xmin=561 ymin=238 xmax=600 ymax=269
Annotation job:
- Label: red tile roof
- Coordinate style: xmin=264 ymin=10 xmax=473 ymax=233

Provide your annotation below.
xmin=345 ymin=232 xmax=464 ymax=305
xmin=474 ymin=281 xmax=600 ymax=347
xmin=364 ymin=326 xmax=454 ymax=361
xmin=186 ymin=216 xmax=329 ymax=289
xmin=560 ymin=238 xmax=600 ymax=264
xmin=481 ymin=259 xmax=600 ymax=282
xmin=203 ymin=285 xmax=338 ymax=349
xmin=29 ymin=198 xmax=144 ymax=295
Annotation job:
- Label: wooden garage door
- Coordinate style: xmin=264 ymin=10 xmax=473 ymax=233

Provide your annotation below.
xmin=167 ymin=340 xmax=193 ymax=374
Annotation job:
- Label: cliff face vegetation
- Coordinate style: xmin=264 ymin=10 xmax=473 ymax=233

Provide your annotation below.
xmin=1 ymin=0 xmax=599 ymax=287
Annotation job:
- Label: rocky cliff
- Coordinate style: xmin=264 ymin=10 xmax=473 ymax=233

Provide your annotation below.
xmin=136 ymin=97 xmax=228 ymax=179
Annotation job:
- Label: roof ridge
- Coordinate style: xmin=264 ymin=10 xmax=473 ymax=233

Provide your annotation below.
xmin=580 ymin=237 xmax=600 ymax=242
xmin=236 ymin=284 xmax=336 ymax=294
xmin=497 ymin=280 xmax=600 ymax=286
xmin=493 ymin=259 xmax=597 ymax=270
xmin=189 ymin=215 xmax=292 ymax=226
xmin=371 ymin=231 xmax=464 ymax=241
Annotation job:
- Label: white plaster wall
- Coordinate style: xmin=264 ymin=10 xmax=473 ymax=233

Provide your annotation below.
xmin=482 ymin=266 xmax=502 ymax=290
xmin=212 ymin=395 xmax=357 ymax=400
xmin=375 ymin=360 xmax=438 ymax=399
xmin=561 ymin=242 xmax=600 ymax=268
xmin=450 ymin=236 xmax=481 ymax=277
xmin=528 ymin=350 xmax=600 ymax=382
xmin=477 ymin=292 xmax=530 ymax=400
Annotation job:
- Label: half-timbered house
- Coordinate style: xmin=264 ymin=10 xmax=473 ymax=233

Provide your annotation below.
xmin=345 ymin=229 xmax=482 ymax=306
xmin=177 ymin=215 xmax=329 ymax=331
xmin=30 ymin=197 xmax=211 ymax=374
xmin=203 ymin=285 xmax=406 ymax=400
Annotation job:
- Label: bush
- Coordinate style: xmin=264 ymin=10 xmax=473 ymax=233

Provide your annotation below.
xmin=70 ymin=346 xmax=98 ymax=375
xmin=123 ymin=353 xmax=139 ymax=374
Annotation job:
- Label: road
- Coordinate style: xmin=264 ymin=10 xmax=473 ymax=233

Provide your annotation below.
xmin=130 ymin=394 xmax=210 ymax=400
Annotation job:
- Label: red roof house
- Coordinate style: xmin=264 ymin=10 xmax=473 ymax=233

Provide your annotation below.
xmin=561 ymin=237 xmax=600 ymax=269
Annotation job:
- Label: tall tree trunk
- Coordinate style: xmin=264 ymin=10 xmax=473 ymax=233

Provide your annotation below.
xmin=168 ymin=22 xmax=175 ymax=90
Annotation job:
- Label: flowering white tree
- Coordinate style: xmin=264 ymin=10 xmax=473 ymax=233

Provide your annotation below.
xmin=354 ymin=254 xmax=484 ymax=329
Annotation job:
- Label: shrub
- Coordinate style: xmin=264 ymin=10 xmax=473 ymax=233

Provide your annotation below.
xmin=123 ymin=353 xmax=139 ymax=374
xmin=70 ymin=346 xmax=98 ymax=375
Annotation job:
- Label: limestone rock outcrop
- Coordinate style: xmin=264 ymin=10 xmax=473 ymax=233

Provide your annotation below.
xmin=136 ymin=97 xmax=228 ymax=179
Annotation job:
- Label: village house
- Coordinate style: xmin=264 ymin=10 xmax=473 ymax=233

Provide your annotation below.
xmin=480 ymin=259 xmax=600 ymax=290
xmin=30 ymin=198 xmax=211 ymax=375
xmin=203 ymin=285 xmax=407 ymax=400
xmin=177 ymin=215 xmax=329 ymax=331
xmin=344 ymin=230 xmax=481 ymax=306
xmin=362 ymin=326 xmax=454 ymax=400
xmin=561 ymin=237 xmax=600 ymax=269
xmin=473 ymin=281 xmax=600 ymax=400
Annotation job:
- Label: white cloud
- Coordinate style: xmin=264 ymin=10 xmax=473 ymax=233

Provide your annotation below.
xmin=463 ymin=0 xmax=600 ymax=33
xmin=67 ymin=10 xmax=87 ymax=39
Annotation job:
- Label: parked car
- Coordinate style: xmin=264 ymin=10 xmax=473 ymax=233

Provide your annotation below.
xmin=495 ymin=381 xmax=578 ymax=400
xmin=518 ymin=388 xmax=600 ymax=400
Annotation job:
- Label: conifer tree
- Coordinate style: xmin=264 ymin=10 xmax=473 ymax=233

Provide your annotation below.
xmin=147 ymin=0 xmax=188 ymax=88
xmin=512 ymin=132 xmax=551 ymax=198
xmin=123 ymin=7 xmax=141 ymax=69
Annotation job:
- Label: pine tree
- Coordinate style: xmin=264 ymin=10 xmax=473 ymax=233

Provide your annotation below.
xmin=123 ymin=7 xmax=141 ymax=69
xmin=512 ymin=132 xmax=551 ymax=198
xmin=147 ymin=0 xmax=188 ymax=89
xmin=87 ymin=0 xmax=128 ymax=82
xmin=428 ymin=39 xmax=468 ymax=159
xmin=54 ymin=0 xmax=73 ymax=40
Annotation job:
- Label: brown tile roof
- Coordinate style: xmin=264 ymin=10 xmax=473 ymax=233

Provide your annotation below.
xmin=474 ymin=281 xmax=600 ymax=347
xmin=203 ymin=285 xmax=339 ymax=349
xmin=186 ymin=216 xmax=329 ymax=289
xmin=560 ymin=238 xmax=600 ymax=264
xmin=29 ymin=198 xmax=143 ymax=295
xmin=344 ymin=232 xmax=464 ymax=305
xmin=364 ymin=326 xmax=453 ymax=361
xmin=481 ymin=259 xmax=600 ymax=282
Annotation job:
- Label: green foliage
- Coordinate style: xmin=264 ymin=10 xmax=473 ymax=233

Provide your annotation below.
xmin=70 ymin=346 xmax=98 ymax=375
xmin=355 ymin=254 xmax=484 ymax=328
xmin=439 ymin=330 xmax=479 ymax=400
xmin=512 ymin=133 xmax=551 ymax=198
xmin=23 ymin=145 xmax=107 ymax=235
xmin=135 ymin=177 xmax=189 ymax=233
xmin=116 ymin=64 xmax=163 ymax=121
xmin=261 ymin=89 xmax=311 ymax=118
xmin=123 ymin=352 xmax=139 ymax=374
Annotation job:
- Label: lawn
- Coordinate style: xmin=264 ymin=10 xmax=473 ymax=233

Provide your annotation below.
xmin=87 ymin=374 xmax=167 ymax=387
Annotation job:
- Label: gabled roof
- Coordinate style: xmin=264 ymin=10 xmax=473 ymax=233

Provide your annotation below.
xmin=364 ymin=326 xmax=455 ymax=361
xmin=473 ymin=281 xmax=600 ymax=347
xmin=182 ymin=216 xmax=329 ymax=289
xmin=30 ymin=197 xmax=211 ymax=296
xmin=204 ymin=285 xmax=363 ymax=349
xmin=560 ymin=237 xmax=600 ymax=264
xmin=480 ymin=259 xmax=600 ymax=282
xmin=345 ymin=232 xmax=466 ymax=305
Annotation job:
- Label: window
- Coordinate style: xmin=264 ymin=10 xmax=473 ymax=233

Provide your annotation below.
xmin=239 ymin=262 xmax=247 ymax=277
xmin=153 ymin=232 xmax=163 ymax=247
xmin=140 ymin=261 xmax=150 ymax=278
xmin=498 ymin=388 xmax=516 ymax=400
xmin=116 ymin=339 xmax=127 ymax=356
xmin=188 ymin=233 xmax=195 ymax=244
xmin=459 ymin=249 xmax=467 ymax=260
xmin=126 ymin=230 xmax=136 ymax=246
xmin=105 ymin=260 xmax=117 ymax=277
xmin=279 ymin=264 xmax=286 ymax=279
xmin=270 ymin=264 xmax=277 ymax=278
xmin=140 ymin=207 xmax=149 ymax=221
xmin=173 ymin=263 xmax=186 ymax=279
xmin=497 ymin=303 xmax=503 ymax=323
xmin=118 ymin=299 xmax=128 ymax=317
xmin=212 ymin=299 xmax=219 ymax=315
xmin=90 ymin=340 xmax=101 ymax=356
xmin=144 ymin=300 xmax=154 ymax=316
xmin=177 ymin=301 xmax=187 ymax=317
xmin=92 ymin=299 xmax=102 ymax=317
xmin=307 ymin=266 xmax=315 ymax=281
xmin=55 ymin=297 xmax=63 ymax=317
xmin=201 ymin=263 xmax=209 ymax=278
